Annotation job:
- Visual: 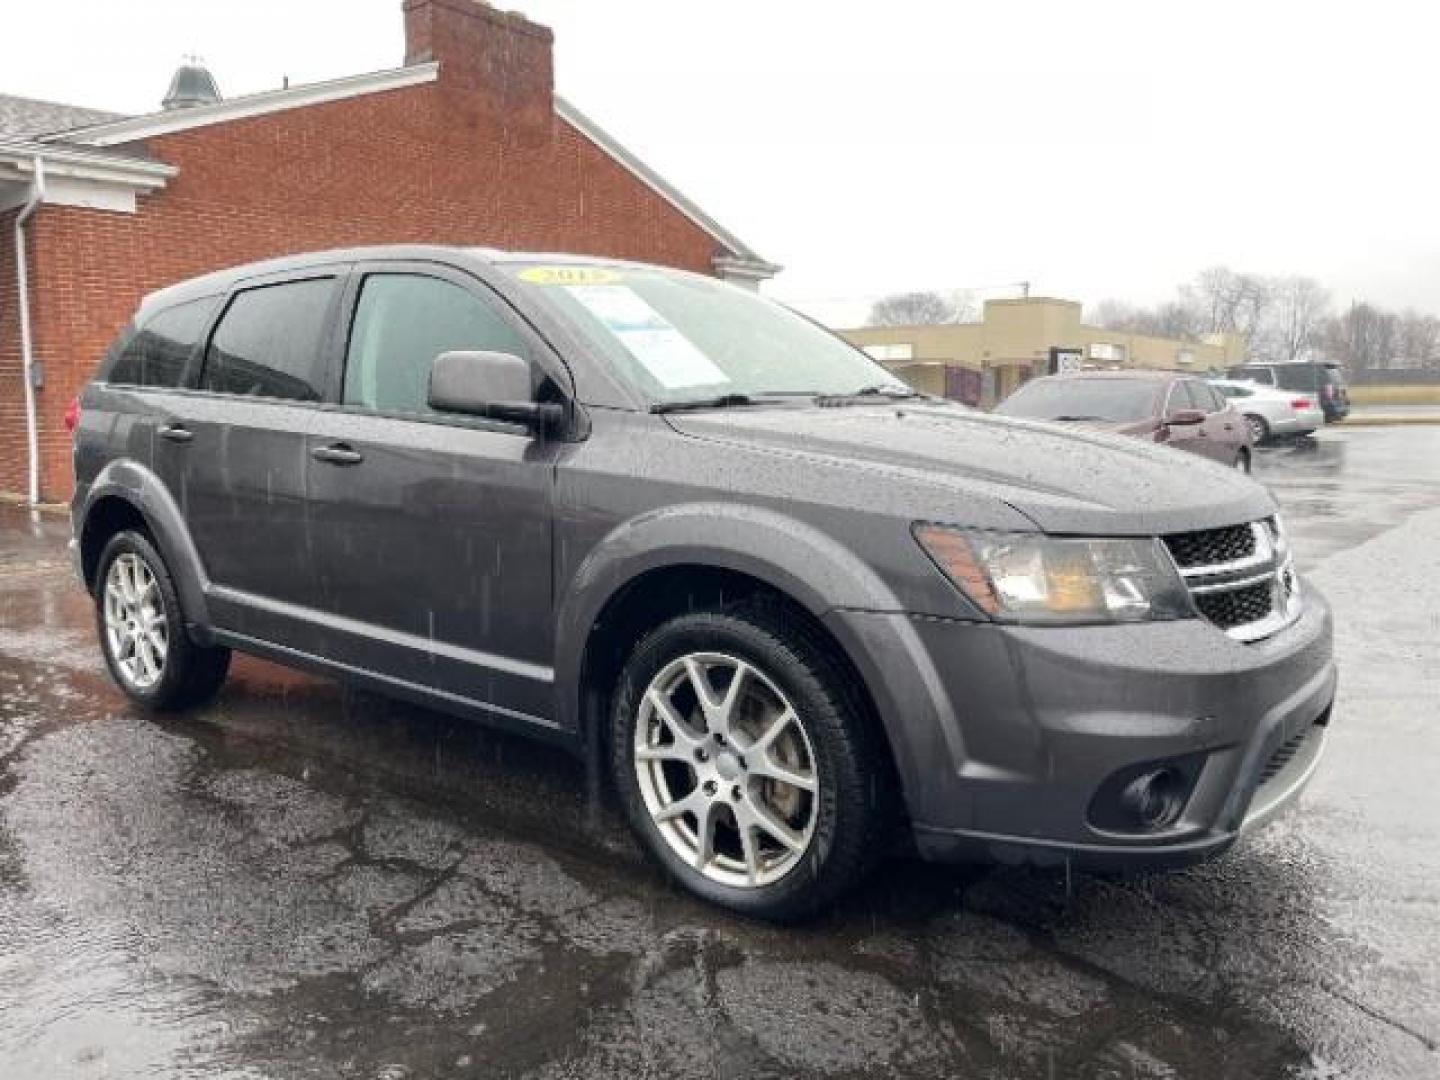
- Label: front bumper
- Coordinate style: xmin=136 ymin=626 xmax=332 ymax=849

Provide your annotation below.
xmin=825 ymin=586 xmax=1335 ymax=870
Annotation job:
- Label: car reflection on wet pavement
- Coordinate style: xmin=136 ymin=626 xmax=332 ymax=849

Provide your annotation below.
xmin=2 ymin=426 xmax=1438 ymax=1079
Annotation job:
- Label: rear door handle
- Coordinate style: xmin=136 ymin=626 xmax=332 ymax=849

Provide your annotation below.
xmin=311 ymin=442 xmax=364 ymax=465
xmin=157 ymin=423 xmax=193 ymax=443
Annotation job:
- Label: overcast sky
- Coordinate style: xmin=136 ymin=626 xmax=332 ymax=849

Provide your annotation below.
xmin=4 ymin=1 xmax=1437 ymax=317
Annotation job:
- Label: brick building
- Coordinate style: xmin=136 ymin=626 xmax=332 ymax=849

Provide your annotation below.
xmin=0 ymin=0 xmax=776 ymax=503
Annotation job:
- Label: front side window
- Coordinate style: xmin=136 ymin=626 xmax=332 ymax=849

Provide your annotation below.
xmin=343 ymin=274 xmax=529 ymax=415
xmin=503 ymin=262 xmax=905 ymax=402
xmin=1192 ymin=382 xmax=1224 ymax=412
xmin=202 ymin=278 xmax=338 ymax=401
xmin=107 ymin=297 xmax=218 ymax=388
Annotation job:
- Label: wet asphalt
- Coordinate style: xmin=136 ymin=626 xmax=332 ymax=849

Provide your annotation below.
xmin=1 ymin=426 xmax=1437 ymax=1080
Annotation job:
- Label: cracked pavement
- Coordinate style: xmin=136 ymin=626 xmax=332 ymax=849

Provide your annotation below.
xmin=1 ymin=426 xmax=1437 ymax=1079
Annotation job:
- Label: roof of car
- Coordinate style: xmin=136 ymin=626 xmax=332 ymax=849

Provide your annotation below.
xmin=1036 ymin=369 xmax=1184 ymax=382
xmin=137 ymin=245 xmax=676 ymax=314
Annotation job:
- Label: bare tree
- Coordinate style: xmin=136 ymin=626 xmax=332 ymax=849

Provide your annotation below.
xmin=1183 ymin=266 xmax=1272 ymax=341
xmin=867 ymin=291 xmax=962 ymax=327
xmin=1321 ymin=302 xmax=1399 ymax=372
xmin=1261 ymin=276 xmax=1330 ymax=363
xmin=1395 ymin=310 xmax=1440 ymax=370
xmin=1089 ymin=298 xmax=1201 ymax=340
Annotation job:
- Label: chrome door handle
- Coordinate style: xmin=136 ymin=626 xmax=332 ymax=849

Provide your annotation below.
xmin=311 ymin=443 xmax=364 ymax=465
xmin=157 ymin=423 xmax=193 ymax=443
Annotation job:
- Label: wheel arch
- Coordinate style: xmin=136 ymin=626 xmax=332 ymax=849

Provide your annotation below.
xmin=77 ymin=460 xmax=212 ymax=629
xmin=555 ymin=503 xmax=908 ymax=777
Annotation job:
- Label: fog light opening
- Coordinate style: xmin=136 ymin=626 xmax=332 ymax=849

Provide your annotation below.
xmin=1120 ymin=767 xmax=1186 ymax=830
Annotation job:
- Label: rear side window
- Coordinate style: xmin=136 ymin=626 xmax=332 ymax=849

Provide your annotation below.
xmin=202 ymin=278 xmax=338 ymax=401
xmin=1274 ymin=367 xmax=1317 ymax=392
xmin=107 ymin=297 xmax=217 ymax=388
xmin=343 ymin=273 xmax=529 ymax=415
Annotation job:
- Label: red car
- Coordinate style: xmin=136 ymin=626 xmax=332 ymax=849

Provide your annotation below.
xmin=994 ymin=371 xmax=1254 ymax=473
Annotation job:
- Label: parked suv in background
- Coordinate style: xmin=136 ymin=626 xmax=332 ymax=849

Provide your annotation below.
xmin=70 ymin=247 xmax=1336 ymax=918
xmin=1228 ymin=362 xmax=1350 ymax=422
xmin=993 ymin=370 xmax=1254 ymax=472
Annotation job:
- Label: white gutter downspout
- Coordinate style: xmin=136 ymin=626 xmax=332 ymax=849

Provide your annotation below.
xmin=15 ymin=155 xmax=45 ymax=505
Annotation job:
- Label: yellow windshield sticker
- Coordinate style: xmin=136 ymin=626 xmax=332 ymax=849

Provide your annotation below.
xmin=517 ymin=266 xmax=622 ymax=286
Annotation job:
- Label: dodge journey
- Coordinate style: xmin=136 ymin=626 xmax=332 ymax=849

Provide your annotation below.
xmin=70 ymin=246 xmax=1337 ymax=918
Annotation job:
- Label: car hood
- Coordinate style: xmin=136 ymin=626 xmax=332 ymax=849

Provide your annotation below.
xmin=665 ymin=403 xmax=1274 ymax=535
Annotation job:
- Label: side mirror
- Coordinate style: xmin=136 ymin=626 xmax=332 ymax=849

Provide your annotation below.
xmin=1166 ymin=408 xmax=1207 ymax=426
xmin=427 ymin=350 xmax=563 ymax=432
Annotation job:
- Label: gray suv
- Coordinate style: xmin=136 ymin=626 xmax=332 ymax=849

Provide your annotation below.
xmin=70 ymin=246 xmax=1336 ymax=918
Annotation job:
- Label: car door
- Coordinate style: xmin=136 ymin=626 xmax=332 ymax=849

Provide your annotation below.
xmin=158 ymin=269 xmax=346 ymax=649
xmin=304 ymin=263 xmax=561 ymax=724
xmin=1196 ymin=380 xmax=1242 ymax=461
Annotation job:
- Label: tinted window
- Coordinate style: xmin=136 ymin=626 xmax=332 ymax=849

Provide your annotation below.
xmin=107 ymin=297 xmax=217 ymax=388
xmin=202 ymin=278 xmax=337 ymax=401
xmin=1273 ymin=366 xmax=1318 ymax=392
xmin=344 ymin=274 xmax=528 ymax=415
xmin=994 ymin=378 xmax=1160 ymax=423
xmin=1234 ymin=366 xmax=1277 ymax=386
xmin=1193 ymin=382 xmax=1224 ymax=411
xmin=1216 ymin=383 xmax=1253 ymax=399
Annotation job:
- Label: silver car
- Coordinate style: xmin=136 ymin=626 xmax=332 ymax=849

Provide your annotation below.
xmin=1211 ymin=378 xmax=1323 ymax=443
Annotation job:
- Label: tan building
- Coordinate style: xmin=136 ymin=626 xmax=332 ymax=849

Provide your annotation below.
xmin=840 ymin=298 xmax=1246 ymax=407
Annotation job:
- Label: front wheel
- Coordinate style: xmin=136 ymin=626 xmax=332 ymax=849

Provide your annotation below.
xmin=95 ymin=530 xmax=231 ymax=711
xmin=610 ymin=601 xmax=892 ymax=919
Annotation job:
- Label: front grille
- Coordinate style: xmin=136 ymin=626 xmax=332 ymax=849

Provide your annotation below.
xmin=1194 ymin=580 xmax=1274 ymax=630
xmin=1259 ymin=728 xmax=1310 ymax=785
xmin=1163 ymin=524 xmax=1256 ymax=568
xmin=1162 ymin=518 xmax=1299 ymax=642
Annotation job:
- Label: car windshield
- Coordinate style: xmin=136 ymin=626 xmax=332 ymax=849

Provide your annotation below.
xmin=994 ymin=378 xmax=1161 ymax=423
xmin=501 ymin=261 xmax=910 ymax=404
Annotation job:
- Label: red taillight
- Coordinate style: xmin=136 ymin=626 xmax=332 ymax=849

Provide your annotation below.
xmin=64 ymin=396 xmax=80 ymax=434
xmin=1291 ymin=398 xmax=1313 ymax=410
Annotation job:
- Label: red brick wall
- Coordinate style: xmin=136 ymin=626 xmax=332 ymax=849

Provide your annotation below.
xmin=7 ymin=1 xmax=731 ymax=502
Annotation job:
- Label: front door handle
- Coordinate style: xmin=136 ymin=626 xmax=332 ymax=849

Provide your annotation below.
xmin=157 ymin=423 xmax=193 ymax=443
xmin=311 ymin=442 xmax=364 ymax=465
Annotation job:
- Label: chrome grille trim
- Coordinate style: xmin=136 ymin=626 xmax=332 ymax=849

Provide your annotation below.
xmin=1163 ymin=518 xmax=1302 ymax=643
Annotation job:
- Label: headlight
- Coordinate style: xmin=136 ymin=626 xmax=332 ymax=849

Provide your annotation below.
xmin=913 ymin=525 xmax=1194 ymax=624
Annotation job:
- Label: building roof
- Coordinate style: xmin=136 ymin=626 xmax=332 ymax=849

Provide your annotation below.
xmin=0 ymin=92 xmax=126 ymax=139
xmin=15 ymin=64 xmax=774 ymax=273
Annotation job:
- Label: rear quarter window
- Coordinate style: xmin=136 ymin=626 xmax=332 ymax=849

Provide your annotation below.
xmin=105 ymin=296 xmax=219 ymax=388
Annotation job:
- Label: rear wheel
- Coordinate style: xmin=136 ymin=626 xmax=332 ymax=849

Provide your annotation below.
xmin=95 ymin=530 xmax=230 ymax=711
xmin=1244 ymin=413 xmax=1269 ymax=444
xmin=610 ymin=601 xmax=892 ymax=919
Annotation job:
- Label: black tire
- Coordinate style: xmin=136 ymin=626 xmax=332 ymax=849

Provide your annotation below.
xmin=609 ymin=599 xmax=894 ymax=920
xmin=94 ymin=529 xmax=230 ymax=711
xmin=1235 ymin=447 xmax=1252 ymax=474
xmin=1244 ymin=413 xmax=1269 ymax=444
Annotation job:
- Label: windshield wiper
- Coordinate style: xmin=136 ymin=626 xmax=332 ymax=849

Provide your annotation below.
xmin=815 ymin=383 xmax=924 ymax=406
xmin=650 ymin=393 xmax=757 ymax=414
xmin=1049 ymin=414 xmax=1109 ymax=422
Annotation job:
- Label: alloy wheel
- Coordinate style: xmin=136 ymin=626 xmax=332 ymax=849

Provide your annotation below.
xmin=103 ymin=553 xmax=168 ymax=689
xmin=633 ymin=652 xmax=819 ymax=887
